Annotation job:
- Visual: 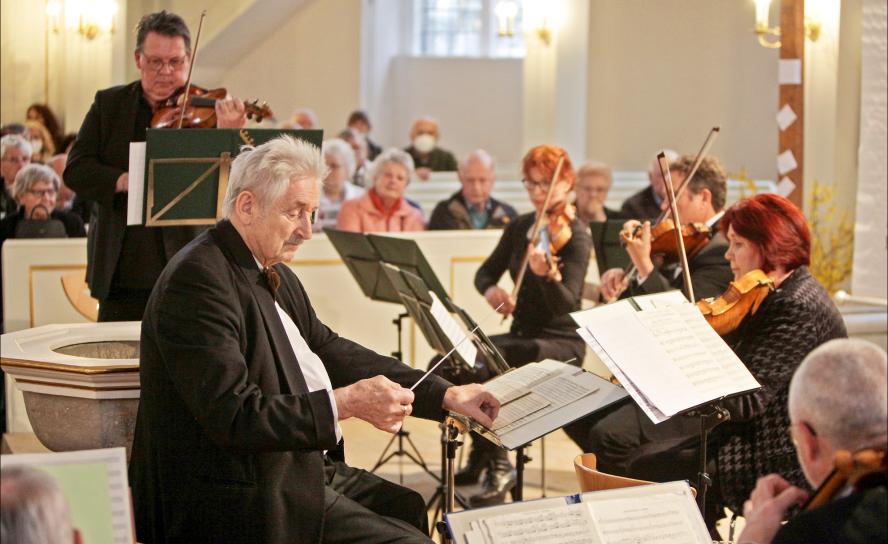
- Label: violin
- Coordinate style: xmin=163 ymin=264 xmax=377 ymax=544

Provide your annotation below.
xmin=803 ymin=448 xmax=886 ymax=511
xmin=536 ymin=200 xmax=575 ymax=282
xmin=696 ymin=269 xmax=774 ymax=336
xmin=151 ymin=85 xmax=273 ymax=129
xmin=627 ymin=218 xmax=712 ymax=266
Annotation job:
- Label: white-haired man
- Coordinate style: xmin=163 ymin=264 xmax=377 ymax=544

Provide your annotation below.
xmin=739 ymin=338 xmax=887 ymax=544
xmin=1 ymin=135 xmax=32 ymax=220
xmin=619 ymin=149 xmax=679 ymax=220
xmin=1 ymin=465 xmax=81 ymax=544
xmin=129 ymin=136 xmax=499 ymax=544
xmin=428 ymin=149 xmax=517 ymax=230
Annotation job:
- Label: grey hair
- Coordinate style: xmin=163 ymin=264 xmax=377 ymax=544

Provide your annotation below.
xmin=577 ymin=159 xmax=613 ymax=187
xmin=1 ymin=465 xmax=73 ymax=544
xmin=459 ymin=149 xmax=496 ymax=173
xmin=368 ymin=148 xmax=415 ymax=183
xmin=222 ymin=135 xmax=325 ymax=218
xmin=789 ymin=338 xmax=888 ymax=451
xmin=1 ymin=134 xmax=32 ymax=159
xmin=322 ymin=138 xmax=357 ymax=179
xmin=648 ymin=148 xmax=679 ymax=174
xmin=13 ymin=164 xmax=60 ymax=199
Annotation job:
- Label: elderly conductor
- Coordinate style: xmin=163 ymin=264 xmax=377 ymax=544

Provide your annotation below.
xmin=129 ymin=136 xmax=498 ymax=544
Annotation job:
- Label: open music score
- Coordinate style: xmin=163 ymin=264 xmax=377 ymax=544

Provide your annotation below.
xmin=448 ymin=481 xmax=711 ymax=544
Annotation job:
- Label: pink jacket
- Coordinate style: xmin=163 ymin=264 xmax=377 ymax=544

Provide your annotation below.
xmin=335 ymin=193 xmax=426 ymax=233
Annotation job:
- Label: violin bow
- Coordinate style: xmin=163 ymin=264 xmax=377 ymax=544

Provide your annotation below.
xmin=659 ymin=151 xmax=695 ymax=302
xmin=505 ymin=155 xmax=565 ymax=322
xmin=177 ymin=10 xmax=207 ymax=129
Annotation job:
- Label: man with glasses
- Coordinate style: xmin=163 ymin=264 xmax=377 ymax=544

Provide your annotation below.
xmin=1 ymin=135 xmax=32 ymax=221
xmin=65 ymin=10 xmax=247 ymax=322
xmin=428 ymin=149 xmax=517 ymax=230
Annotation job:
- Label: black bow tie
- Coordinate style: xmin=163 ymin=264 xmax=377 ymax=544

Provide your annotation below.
xmin=263 ymin=266 xmax=281 ymax=297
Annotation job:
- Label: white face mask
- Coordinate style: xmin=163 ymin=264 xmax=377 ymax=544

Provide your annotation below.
xmin=413 ymin=134 xmax=436 ymax=154
xmin=30 ymin=139 xmax=43 ymax=154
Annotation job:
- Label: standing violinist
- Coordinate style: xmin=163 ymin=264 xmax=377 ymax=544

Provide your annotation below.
xmin=456 ymin=145 xmax=591 ymax=507
xmin=65 ymin=11 xmax=247 ymax=321
xmin=599 ymin=154 xmax=734 ymax=302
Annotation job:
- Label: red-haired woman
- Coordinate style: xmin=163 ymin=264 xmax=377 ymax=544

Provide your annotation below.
xmin=711 ymin=193 xmax=847 ymax=518
xmin=459 ymin=145 xmax=592 ymax=506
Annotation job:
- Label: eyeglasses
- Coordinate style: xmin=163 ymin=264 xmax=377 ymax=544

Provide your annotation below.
xmin=27 ymin=188 xmax=57 ymax=197
xmin=2 ymin=156 xmax=29 ymax=164
xmin=522 ymin=179 xmax=551 ymax=191
xmin=141 ymin=55 xmax=188 ymax=73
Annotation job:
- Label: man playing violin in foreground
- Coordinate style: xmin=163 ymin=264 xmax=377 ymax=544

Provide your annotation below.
xmin=65 ymin=11 xmax=247 ymax=321
xmin=599 ymin=154 xmax=733 ymax=302
xmin=739 ymin=338 xmax=886 ymax=544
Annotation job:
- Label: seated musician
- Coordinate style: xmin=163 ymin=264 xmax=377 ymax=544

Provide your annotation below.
xmin=129 ymin=136 xmax=499 ymax=543
xmin=739 ymin=338 xmax=886 ymax=544
xmin=456 ymin=144 xmax=591 ymax=507
xmin=619 ymin=149 xmax=679 ymax=220
xmin=599 ymin=154 xmax=733 ymax=302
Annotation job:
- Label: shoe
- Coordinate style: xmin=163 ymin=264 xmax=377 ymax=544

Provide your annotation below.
xmin=468 ymin=450 xmax=517 ymax=507
xmin=454 ymin=441 xmax=490 ymax=485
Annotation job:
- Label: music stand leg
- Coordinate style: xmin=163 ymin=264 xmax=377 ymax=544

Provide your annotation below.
xmin=697 ymin=405 xmax=730 ymax=513
xmin=514 ymin=446 xmax=527 ymax=502
xmin=433 ymin=421 xmax=464 ymax=543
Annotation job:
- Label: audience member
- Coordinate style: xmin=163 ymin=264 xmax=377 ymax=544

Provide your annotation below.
xmin=0 ymin=164 xmax=86 ymax=241
xmin=336 ymin=148 xmax=425 ymax=233
xmin=574 ymin=160 xmax=625 ymax=223
xmin=739 ymin=338 xmax=887 ymax=544
xmin=0 ymin=124 xmax=26 ymax=137
xmin=428 ymin=149 xmax=516 ymax=230
xmin=1 ymin=135 xmax=32 ymax=221
xmin=24 ymin=120 xmax=55 ymax=164
xmin=315 ymin=138 xmax=365 ymax=231
xmin=404 ymin=117 xmax=457 ymax=180
xmin=339 ymin=128 xmax=370 ymax=187
xmin=26 ymin=103 xmax=64 ymax=151
xmin=1 ymin=465 xmax=81 ymax=544
xmin=619 ymin=149 xmax=679 ymax=220
xmin=48 ymin=154 xmax=73 ymax=210
xmin=286 ymin=108 xmax=318 ymax=129
xmin=347 ymin=110 xmax=382 ymax=160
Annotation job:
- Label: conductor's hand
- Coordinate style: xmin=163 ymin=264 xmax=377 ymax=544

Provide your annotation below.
xmin=215 ymin=95 xmax=247 ymax=129
xmin=600 ymin=268 xmax=628 ymax=301
xmin=443 ymin=384 xmax=499 ymax=429
xmin=620 ymin=220 xmax=654 ymax=278
xmin=484 ymin=286 xmax=515 ymax=316
xmin=115 ymin=172 xmax=128 ymax=193
xmin=333 ymin=376 xmax=414 ymax=434
xmin=738 ymin=474 xmax=809 ymax=544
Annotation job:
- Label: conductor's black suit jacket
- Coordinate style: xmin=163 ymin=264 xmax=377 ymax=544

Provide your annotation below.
xmin=129 ymin=220 xmax=451 ymax=543
xmin=64 ymin=81 xmax=203 ymax=301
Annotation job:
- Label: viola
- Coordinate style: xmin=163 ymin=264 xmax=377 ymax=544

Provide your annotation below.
xmin=151 ymin=85 xmax=273 ymax=129
xmin=803 ymin=448 xmax=886 ymax=511
xmin=696 ymin=269 xmax=774 ymax=336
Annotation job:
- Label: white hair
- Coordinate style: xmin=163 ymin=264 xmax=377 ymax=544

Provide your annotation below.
xmin=1 ymin=465 xmax=74 ymax=544
xmin=222 ymin=136 xmax=325 ymax=218
xmin=1 ymin=134 xmax=32 ymax=159
xmin=577 ymin=159 xmax=613 ymax=186
xmin=368 ymin=148 xmax=415 ymax=183
xmin=322 ymin=138 xmax=356 ymax=179
xmin=648 ymin=148 xmax=679 ymax=174
xmin=789 ymin=338 xmax=888 ymax=451
xmin=13 ymin=164 xmax=60 ymax=199
xmin=458 ymin=149 xmax=496 ymax=173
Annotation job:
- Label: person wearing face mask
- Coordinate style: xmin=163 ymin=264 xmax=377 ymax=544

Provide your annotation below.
xmin=620 ymin=149 xmax=679 ymax=220
xmin=23 ymin=121 xmax=55 ymax=165
xmin=314 ymin=138 xmax=365 ymax=232
xmin=335 ymin=148 xmax=425 ymax=233
xmin=404 ymin=117 xmax=457 ymax=181
xmin=64 ymin=10 xmax=247 ymax=323
xmin=26 ymin=103 xmax=64 ymax=151
xmin=428 ymin=149 xmax=517 ymax=230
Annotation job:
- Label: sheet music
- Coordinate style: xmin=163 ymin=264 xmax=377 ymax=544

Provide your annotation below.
xmin=126 ymin=142 xmax=146 ymax=226
xmin=587 ymin=493 xmax=698 ymax=544
xmin=483 ymin=363 xmax=554 ymax=404
xmin=492 ymin=393 xmax=550 ymax=431
xmin=475 ymin=503 xmax=598 ymax=544
xmin=534 ymin=375 xmax=597 ymax=406
xmin=429 ymin=292 xmax=478 ymax=367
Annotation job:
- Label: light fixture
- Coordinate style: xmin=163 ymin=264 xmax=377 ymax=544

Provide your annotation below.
xmin=523 ymin=0 xmax=561 ymax=47
xmin=753 ymin=0 xmax=821 ymax=49
xmin=46 ymin=0 xmax=118 ymax=40
xmin=495 ymin=1 xmax=519 ymax=38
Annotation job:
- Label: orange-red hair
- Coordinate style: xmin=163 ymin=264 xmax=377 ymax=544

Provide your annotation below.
xmin=521 ymin=145 xmax=576 ymax=189
xmin=722 ymin=193 xmax=811 ymax=273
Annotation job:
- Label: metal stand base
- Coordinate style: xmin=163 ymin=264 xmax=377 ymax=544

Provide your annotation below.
xmin=432 ymin=420 xmax=468 ymax=543
xmin=695 ymin=404 xmax=730 ymax=513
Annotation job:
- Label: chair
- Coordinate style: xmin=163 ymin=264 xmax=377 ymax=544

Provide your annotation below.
xmin=574 ymin=453 xmax=698 ymax=497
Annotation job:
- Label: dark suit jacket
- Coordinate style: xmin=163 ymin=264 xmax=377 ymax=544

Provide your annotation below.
xmin=630 ymin=232 xmax=733 ymax=301
xmin=64 ymin=81 xmax=203 ymax=300
xmin=428 ymin=191 xmax=517 ymax=230
xmin=619 ymin=185 xmax=661 ymax=220
xmin=129 ymin=220 xmax=451 ymax=543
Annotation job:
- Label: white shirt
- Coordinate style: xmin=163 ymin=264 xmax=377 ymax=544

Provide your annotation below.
xmin=254 ymin=257 xmax=342 ymax=444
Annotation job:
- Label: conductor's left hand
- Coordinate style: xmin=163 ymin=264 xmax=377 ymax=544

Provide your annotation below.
xmin=443 ymin=384 xmax=499 ymax=428
xmin=215 ymin=95 xmax=246 ymax=128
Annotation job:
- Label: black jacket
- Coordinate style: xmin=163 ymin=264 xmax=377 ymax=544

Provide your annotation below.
xmin=129 ymin=220 xmax=451 ymax=543
xmin=64 ymin=81 xmax=204 ymax=300
xmin=428 ymin=191 xmax=517 ymax=230
xmin=620 ymin=185 xmax=661 ymax=220
xmin=0 ymin=206 xmax=86 ymax=242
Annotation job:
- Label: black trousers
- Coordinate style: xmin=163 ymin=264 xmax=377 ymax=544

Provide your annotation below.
xmin=323 ymin=460 xmax=432 ymax=543
xmin=98 ymin=288 xmax=153 ymax=322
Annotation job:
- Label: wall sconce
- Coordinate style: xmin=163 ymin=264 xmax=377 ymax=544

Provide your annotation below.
xmin=523 ymin=0 xmax=561 ymax=47
xmin=753 ymin=0 xmax=821 ymax=49
xmin=46 ymin=0 xmax=118 ymax=40
xmin=495 ymin=1 xmax=519 ymax=38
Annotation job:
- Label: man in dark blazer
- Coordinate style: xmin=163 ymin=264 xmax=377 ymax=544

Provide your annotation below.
xmin=65 ymin=11 xmax=246 ymax=322
xmin=428 ymin=149 xmax=517 ymax=230
xmin=129 ymin=135 xmax=499 ymax=543
xmin=619 ymin=150 xmax=679 ymax=221
xmin=564 ymin=155 xmax=734 ymax=472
